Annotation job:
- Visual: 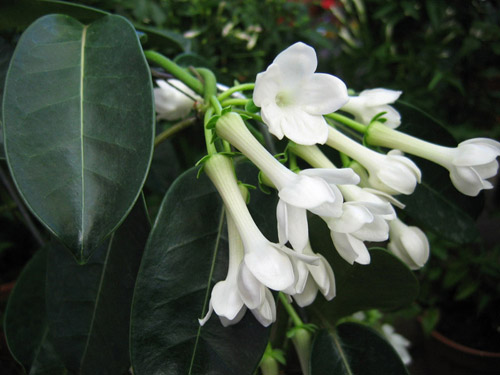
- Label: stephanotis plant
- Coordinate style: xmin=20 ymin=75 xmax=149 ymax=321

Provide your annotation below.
xmin=2 ymin=11 xmax=499 ymax=375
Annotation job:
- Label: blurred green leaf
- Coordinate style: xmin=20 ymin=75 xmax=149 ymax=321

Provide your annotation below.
xmin=0 ymin=37 xmax=14 ymax=160
xmin=311 ymin=323 xmax=408 ymax=375
xmin=131 ymin=163 xmax=274 ymax=375
xmin=45 ymin=198 xmax=150 ymax=374
xmin=3 ymin=14 xmax=154 ymax=261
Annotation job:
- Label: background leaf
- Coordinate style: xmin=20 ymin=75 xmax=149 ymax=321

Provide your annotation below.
xmin=131 ymin=162 xmax=274 ymax=375
xmin=4 ymin=248 xmax=67 ymax=374
xmin=310 ymin=323 xmax=408 ymax=375
xmin=0 ymin=37 xmax=14 ymax=160
xmin=3 ymin=14 xmax=154 ymax=261
xmin=45 ymin=198 xmax=149 ymax=375
xmin=394 ymin=101 xmax=482 ymax=244
xmin=308 ymin=216 xmax=419 ymax=324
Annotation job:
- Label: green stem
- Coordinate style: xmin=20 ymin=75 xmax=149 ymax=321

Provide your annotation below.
xmin=217 ymin=83 xmax=255 ymax=101
xmin=220 ymin=98 xmax=250 ymax=107
xmin=279 ymin=292 xmax=303 ymax=327
xmin=154 ymin=117 xmax=196 ymax=147
xmin=196 ymin=68 xmax=217 ymax=102
xmin=209 ymin=96 xmax=222 ymax=115
xmin=233 ymin=109 xmax=263 ymax=122
xmin=204 ymin=108 xmax=217 ymax=155
xmin=340 ymin=152 xmax=351 ymax=168
xmin=144 ymin=50 xmax=203 ymax=94
xmin=326 ymin=112 xmax=367 ymax=134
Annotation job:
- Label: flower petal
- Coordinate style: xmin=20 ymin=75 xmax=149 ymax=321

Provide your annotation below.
xmin=300 ymin=167 xmax=360 ymax=185
xmin=328 ymin=204 xmax=374 ymax=233
xmin=293 ymin=275 xmax=319 ymax=307
xmin=453 ymin=141 xmax=500 ymax=166
xmin=253 ymin=63 xmax=282 ymax=107
xmin=331 ymin=231 xmax=371 ymax=265
xmin=299 ymin=73 xmax=348 ymax=114
xmin=450 ymin=166 xmax=489 ymax=196
xmin=279 ymin=174 xmax=335 ymax=209
xmin=272 ymin=42 xmax=317 ymax=86
xmin=211 ymin=280 xmax=245 ymax=320
xmin=276 ymin=200 xmax=309 ymax=251
xmin=360 ymin=88 xmax=402 ymax=106
xmin=250 ymin=288 xmax=276 ymax=327
xmin=277 ymin=106 xmax=329 ymax=145
xmin=237 ymin=263 xmax=265 ymax=309
xmin=307 ymin=254 xmax=335 ymax=300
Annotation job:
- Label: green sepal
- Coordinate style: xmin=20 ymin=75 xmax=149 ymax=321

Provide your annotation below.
xmin=258 ymin=171 xmax=273 ymax=195
xmin=286 ymin=323 xmax=318 ymax=338
xmin=206 ymin=115 xmax=221 ymax=129
xmin=370 ymin=112 xmax=388 ymax=124
xmin=245 ymin=99 xmax=260 ymax=113
xmin=221 ymin=106 xmax=233 ymax=115
xmin=239 ymin=113 xmax=253 ymax=120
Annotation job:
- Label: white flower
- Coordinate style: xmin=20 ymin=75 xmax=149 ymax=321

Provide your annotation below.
xmin=290 ymin=242 xmax=336 ymax=307
xmin=342 ymin=88 xmax=402 ymax=129
xmin=326 ymin=127 xmax=421 ymax=195
xmin=216 ymin=113 xmax=359 ymax=253
xmin=253 ymin=42 xmax=348 ymax=145
xmin=388 ymin=218 xmax=429 ymax=270
xmin=365 ymin=124 xmax=500 ymax=196
xmin=199 ymin=210 xmax=276 ymax=327
xmin=381 ymin=324 xmax=412 ymax=365
xmin=154 ymin=79 xmax=200 ymax=121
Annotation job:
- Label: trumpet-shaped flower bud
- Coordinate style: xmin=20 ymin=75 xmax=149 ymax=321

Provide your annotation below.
xmin=253 ymin=42 xmax=348 ymax=145
xmin=199 ymin=210 xmax=276 ymax=327
xmin=388 ymin=218 xmax=429 ymax=270
xmin=365 ymin=122 xmax=500 ymax=196
xmin=290 ymin=242 xmax=336 ymax=307
xmin=154 ymin=79 xmax=200 ymax=121
xmin=326 ymin=127 xmax=421 ymax=195
xmin=216 ymin=113 xmax=359 ymax=252
xmin=341 ymin=88 xmax=402 ymax=128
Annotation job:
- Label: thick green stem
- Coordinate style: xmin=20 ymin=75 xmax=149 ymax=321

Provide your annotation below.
xmin=204 ymin=108 xmax=217 ymax=155
xmin=326 ymin=112 xmax=367 ymax=134
xmin=196 ymin=68 xmax=218 ymax=102
xmin=217 ymin=83 xmax=255 ymax=101
xmin=154 ymin=117 xmax=196 ymax=147
xmin=144 ymin=50 xmax=203 ymax=94
xmin=220 ymin=98 xmax=250 ymax=107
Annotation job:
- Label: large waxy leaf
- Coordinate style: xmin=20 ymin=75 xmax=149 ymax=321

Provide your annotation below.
xmin=393 ymin=101 xmax=482 ymax=244
xmin=4 ymin=248 xmax=67 ymax=374
xmin=45 ymin=198 xmax=150 ymax=374
xmin=308 ymin=217 xmax=419 ymax=324
xmin=131 ymin=163 xmax=273 ymax=375
xmin=3 ymin=14 xmax=154 ymax=261
xmin=310 ymin=323 xmax=408 ymax=375
xmin=0 ymin=37 xmax=13 ymax=159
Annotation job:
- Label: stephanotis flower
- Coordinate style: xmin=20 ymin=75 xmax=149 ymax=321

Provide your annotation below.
xmin=216 ymin=113 xmax=359 ymax=253
xmin=341 ymin=88 xmax=402 ymax=129
xmin=253 ymin=42 xmax=348 ymax=145
xmin=388 ymin=218 xmax=430 ymax=270
xmin=365 ymin=123 xmax=500 ymax=196
xmin=326 ymin=127 xmax=421 ymax=195
xmin=154 ymin=79 xmax=200 ymax=121
xmin=199 ymin=210 xmax=276 ymax=327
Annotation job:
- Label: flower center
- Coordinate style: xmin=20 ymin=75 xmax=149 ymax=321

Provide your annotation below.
xmin=275 ymin=91 xmax=294 ymax=108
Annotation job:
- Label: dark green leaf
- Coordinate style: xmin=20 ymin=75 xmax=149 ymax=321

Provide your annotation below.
xmin=311 ymin=323 xmax=409 ymax=375
xmin=395 ymin=100 xmax=482 ymax=244
xmin=4 ymin=248 xmax=67 ymax=374
xmin=3 ymin=14 xmax=154 ymax=261
xmin=309 ymin=217 xmax=419 ymax=324
xmin=45 ymin=198 xmax=150 ymax=374
xmin=174 ymin=52 xmax=214 ymax=69
xmin=0 ymin=37 xmax=14 ymax=159
xmin=131 ymin=163 xmax=273 ymax=375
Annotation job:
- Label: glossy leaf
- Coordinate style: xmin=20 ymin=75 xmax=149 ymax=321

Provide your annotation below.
xmin=309 ymin=217 xmax=419 ymax=324
xmin=394 ymin=101 xmax=482 ymax=244
xmin=131 ymin=163 xmax=273 ymax=375
xmin=311 ymin=323 xmax=408 ymax=375
xmin=3 ymin=14 xmax=154 ymax=261
xmin=4 ymin=248 xmax=67 ymax=374
xmin=45 ymin=198 xmax=150 ymax=375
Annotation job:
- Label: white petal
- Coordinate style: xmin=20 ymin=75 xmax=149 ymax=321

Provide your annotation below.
xmin=474 ymin=159 xmax=499 ymax=179
xmin=278 ymin=106 xmax=329 ymax=145
xmin=250 ymin=288 xmax=276 ymax=327
xmin=237 ymin=263 xmax=265 ymax=309
xmin=360 ymin=88 xmax=402 ymax=106
xmin=299 ymin=73 xmax=348 ymax=114
xmin=328 ymin=204 xmax=374 ymax=234
xmin=293 ymin=275 xmax=319 ymax=307
xmin=353 ymin=216 xmax=389 ymax=242
xmin=453 ymin=142 xmax=500 ymax=166
xmin=277 ymin=201 xmax=309 ymax=251
xmin=219 ymin=306 xmax=247 ymax=327
xmin=276 ymin=199 xmax=288 ymax=246
xmin=331 ymin=231 xmax=371 ymax=265
xmin=198 ymin=301 xmax=214 ymax=326
xmin=400 ymin=226 xmax=430 ymax=267
xmin=244 ymin=242 xmax=295 ymax=291
xmin=272 ymin=42 xmax=317 ymax=85
xmin=254 ymin=64 xmax=282 ymax=107
xmin=280 ymin=245 xmax=321 ymax=265
xmin=300 ymin=168 xmax=360 ymax=185
xmin=383 ymin=105 xmax=402 ymax=129
xmin=307 ymin=254 xmax=336 ymax=300
xmin=449 ymin=166 xmax=487 ymax=196
xmin=211 ymin=280 xmax=245 ymax=320
xmin=260 ymin=101 xmax=285 ymax=139
xmin=309 ymin=199 xmax=343 ymax=218
xmin=279 ymin=174 xmax=335 ymax=209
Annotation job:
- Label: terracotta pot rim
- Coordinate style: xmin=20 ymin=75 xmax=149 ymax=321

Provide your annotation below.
xmin=431 ymin=329 xmax=500 ymax=358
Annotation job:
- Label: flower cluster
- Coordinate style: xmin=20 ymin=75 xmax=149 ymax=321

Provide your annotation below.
xmin=154 ymin=42 xmax=499 ymax=328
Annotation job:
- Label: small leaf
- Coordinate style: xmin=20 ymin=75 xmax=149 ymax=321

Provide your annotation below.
xmin=45 ymin=198 xmax=150 ymax=374
xmin=206 ymin=115 xmax=221 ymax=129
xmin=311 ymin=323 xmax=409 ymax=375
xmin=4 ymin=248 xmax=67 ymax=374
xmin=131 ymin=163 xmax=275 ymax=375
xmin=3 ymin=14 xmax=154 ymax=261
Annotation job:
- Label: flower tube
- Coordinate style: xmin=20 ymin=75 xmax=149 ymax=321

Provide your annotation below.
xmin=365 ymin=122 xmax=500 ymax=196
xmin=326 ymin=126 xmax=421 ymax=195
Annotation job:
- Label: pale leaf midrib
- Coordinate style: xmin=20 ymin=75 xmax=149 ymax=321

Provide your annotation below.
xmin=79 ymin=25 xmax=88 ymax=259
